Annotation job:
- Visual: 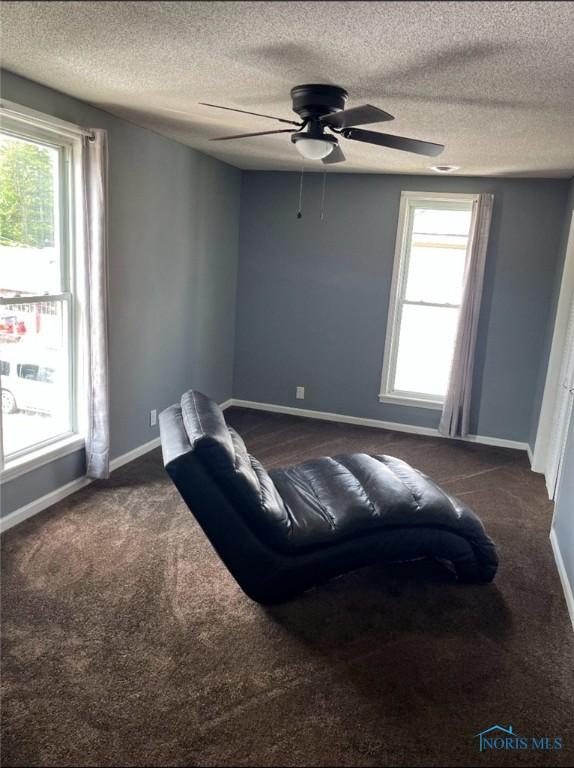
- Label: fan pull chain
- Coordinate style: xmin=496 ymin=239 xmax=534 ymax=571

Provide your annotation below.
xmin=320 ymin=171 xmax=327 ymax=221
xmin=297 ymin=166 xmax=304 ymax=219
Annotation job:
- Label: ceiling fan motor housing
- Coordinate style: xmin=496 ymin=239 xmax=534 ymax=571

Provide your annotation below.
xmin=290 ymin=84 xmax=348 ymax=120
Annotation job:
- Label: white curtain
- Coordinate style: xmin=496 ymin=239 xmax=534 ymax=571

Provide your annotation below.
xmin=439 ymin=193 xmax=494 ymax=438
xmin=83 ymin=129 xmax=110 ymax=479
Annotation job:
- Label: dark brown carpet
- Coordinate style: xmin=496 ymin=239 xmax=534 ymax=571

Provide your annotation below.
xmin=2 ymin=408 xmax=573 ymax=767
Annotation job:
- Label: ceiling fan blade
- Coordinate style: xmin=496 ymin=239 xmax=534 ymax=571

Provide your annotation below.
xmin=342 ymin=128 xmax=444 ymax=157
xmin=210 ymin=128 xmax=297 ymax=142
xmin=200 ymin=102 xmax=301 ymax=127
xmin=320 ymin=104 xmax=394 ymax=129
xmin=322 ymin=144 xmax=346 ymax=164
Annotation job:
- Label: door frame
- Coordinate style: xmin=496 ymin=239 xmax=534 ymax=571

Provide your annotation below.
xmin=544 ymin=298 xmax=574 ymax=497
xmin=532 ymin=210 xmax=574 ymax=481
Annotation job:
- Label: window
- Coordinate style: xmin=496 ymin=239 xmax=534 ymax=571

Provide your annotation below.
xmin=0 ymin=107 xmax=85 ymax=474
xmin=380 ymin=191 xmax=476 ymax=408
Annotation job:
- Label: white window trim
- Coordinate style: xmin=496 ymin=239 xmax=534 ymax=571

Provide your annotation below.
xmin=0 ymin=434 xmax=85 ymax=483
xmin=0 ymin=102 xmax=89 ymax=484
xmin=379 ymin=191 xmax=479 ymax=409
xmin=0 ymin=99 xmax=95 ymax=141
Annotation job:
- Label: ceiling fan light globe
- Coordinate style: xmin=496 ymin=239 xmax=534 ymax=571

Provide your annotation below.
xmin=294 ymin=137 xmax=335 ymax=160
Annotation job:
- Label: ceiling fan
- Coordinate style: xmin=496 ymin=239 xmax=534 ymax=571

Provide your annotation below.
xmin=201 ymin=84 xmax=444 ymax=163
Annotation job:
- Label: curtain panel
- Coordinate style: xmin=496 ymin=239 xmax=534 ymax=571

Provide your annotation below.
xmin=83 ymin=129 xmax=110 ymax=479
xmin=439 ymin=193 xmax=494 ymax=438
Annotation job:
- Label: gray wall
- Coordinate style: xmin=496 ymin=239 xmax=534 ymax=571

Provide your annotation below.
xmin=234 ymin=172 xmax=570 ymax=442
xmin=529 ymin=178 xmax=574 ymax=449
xmin=1 ymin=70 xmax=571 ymax=521
xmin=553 ymin=407 xmax=574 ymax=608
xmin=1 ymin=71 xmax=241 ymax=517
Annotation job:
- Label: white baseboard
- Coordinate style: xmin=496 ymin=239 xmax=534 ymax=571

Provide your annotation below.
xmin=527 ymin=444 xmax=535 ymax=467
xmin=1 ymin=435 xmax=162 ymax=534
xmin=1 ymin=396 xmax=234 ymax=533
xmin=229 ymin=399 xmax=529 ymax=452
xmin=550 ymin=527 xmax=574 ymax=632
xmin=109 ymin=437 xmax=161 ymax=473
xmin=0 ymin=475 xmax=92 ymax=533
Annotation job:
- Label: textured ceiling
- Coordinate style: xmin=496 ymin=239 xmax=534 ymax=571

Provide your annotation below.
xmin=1 ymin=1 xmax=574 ymax=176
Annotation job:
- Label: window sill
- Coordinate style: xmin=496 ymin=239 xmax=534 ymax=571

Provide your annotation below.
xmin=378 ymin=393 xmax=444 ymax=411
xmin=0 ymin=434 xmax=85 ymax=483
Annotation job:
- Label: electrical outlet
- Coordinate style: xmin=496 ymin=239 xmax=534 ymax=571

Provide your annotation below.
xmin=150 ymin=409 xmax=157 ymax=427
xmin=296 ymin=386 xmax=305 ymax=400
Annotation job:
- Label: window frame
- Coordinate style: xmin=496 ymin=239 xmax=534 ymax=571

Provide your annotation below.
xmin=0 ymin=103 xmax=88 ymax=482
xmin=379 ymin=190 xmax=478 ymax=410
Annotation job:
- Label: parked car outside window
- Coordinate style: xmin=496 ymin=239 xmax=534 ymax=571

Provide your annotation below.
xmin=0 ymin=348 xmax=60 ymax=414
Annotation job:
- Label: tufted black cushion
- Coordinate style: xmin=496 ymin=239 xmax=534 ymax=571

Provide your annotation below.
xmin=270 ymin=454 xmax=476 ymax=549
xmin=269 ymin=455 xmax=497 ymax=577
xmin=160 ymin=391 xmax=498 ymax=603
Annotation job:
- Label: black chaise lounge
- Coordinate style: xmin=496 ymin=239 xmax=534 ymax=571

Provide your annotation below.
xmin=159 ymin=391 xmax=498 ymax=604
